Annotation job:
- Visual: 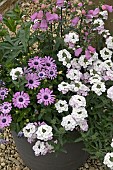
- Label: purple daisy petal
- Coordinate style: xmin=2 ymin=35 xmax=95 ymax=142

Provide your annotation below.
xmin=37 ymin=70 xmax=47 ymax=80
xmin=0 ymin=87 xmax=9 ymax=100
xmin=37 ymin=88 xmax=55 ymax=106
xmin=28 ymin=56 xmax=44 ymax=70
xmin=0 ymin=114 xmax=12 ymax=128
xmin=23 ymin=67 xmax=32 ymax=75
xmin=12 ymin=91 xmax=30 ymax=109
xmin=0 ymin=102 xmax=12 ymax=114
xmin=25 ymin=73 xmax=40 ymax=89
xmin=46 ymin=68 xmax=58 ymax=80
xmin=43 ymin=56 xmax=57 ymax=69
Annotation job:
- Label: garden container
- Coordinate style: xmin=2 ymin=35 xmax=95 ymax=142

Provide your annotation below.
xmin=12 ymin=131 xmax=89 ymax=170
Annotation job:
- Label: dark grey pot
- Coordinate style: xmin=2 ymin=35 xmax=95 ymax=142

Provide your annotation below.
xmin=12 ymin=131 xmax=89 ymax=170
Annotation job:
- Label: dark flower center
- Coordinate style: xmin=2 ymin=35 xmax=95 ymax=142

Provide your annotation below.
xmin=46 ymin=63 xmax=50 ymax=67
xmin=29 ymin=80 xmax=33 ymax=84
xmin=4 ymin=106 xmax=8 ymax=109
xmin=34 ymin=62 xmax=38 ymax=65
xmin=19 ymin=97 xmax=23 ymax=102
xmin=1 ymin=92 xmax=5 ymax=95
xmin=2 ymin=118 xmax=6 ymax=123
xmin=50 ymin=71 xmax=54 ymax=75
xmin=44 ymin=95 xmax=48 ymax=100
xmin=39 ymin=73 xmax=43 ymax=77
xmin=26 ymin=129 xmax=30 ymax=133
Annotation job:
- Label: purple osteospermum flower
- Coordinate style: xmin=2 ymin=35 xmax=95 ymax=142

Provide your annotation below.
xmin=12 ymin=91 xmax=30 ymax=109
xmin=37 ymin=70 xmax=47 ymax=80
xmin=0 ymin=102 xmax=12 ymax=114
xmin=0 ymin=87 xmax=9 ymax=100
xmin=28 ymin=56 xmax=44 ymax=70
xmin=23 ymin=67 xmax=32 ymax=75
xmin=37 ymin=88 xmax=55 ymax=106
xmin=25 ymin=73 xmax=40 ymax=89
xmin=0 ymin=114 xmax=12 ymax=128
xmin=43 ymin=56 xmax=57 ymax=69
xmin=46 ymin=68 xmax=57 ymax=79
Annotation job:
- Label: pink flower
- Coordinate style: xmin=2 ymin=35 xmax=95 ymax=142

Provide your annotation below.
xmin=31 ymin=12 xmax=38 ymax=22
xmin=102 ymin=5 xmax=113 ymax=12
xmin=32 ymin=22 xmax=40 ymax=30
xmin=78 ymin=3 xmax=83 ymax=7
xmin=40 ymin=19 xmax=48 ymax=31
xmin=0 ymin=14 xmax=3 ymax=21
xmin=46 ymin=12 xmax=54 ymax=23
xmin=88 ymin=46 xmax=96 ymax=53
xmin=85 ymin=49 xmax=91 ymax=60
xmin=37 ymin=10 xmax=44 ymax=20
xmin=93 ymin=8 xmax=100 ymax=16
xmin=71 ymin=17 xmax=79 ymax=26
xmin=56 ymin=0 xmax=64 ymax=7
xmin=74 ymin=48 xmax=82 ymax=57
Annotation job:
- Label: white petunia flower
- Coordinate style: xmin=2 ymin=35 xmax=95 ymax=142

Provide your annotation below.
xmin=55 ymin=100 xmax=68 ymax=113
xmin=64 ymin=32 xmax=79 ymax=44
xmin=61 ymin=114 xmax=77 ymax=131
xmin=58 ymin=81 xmax=70 ymax=94
xmin=70 ymin=58 xmax=81 ymax=70
xmin=100 ymin=47 xmax=112 ymax=60
xmin=66 ymin=69 xmax=82 ymax=81
xmin=99 ymin=11 xmax=108 ymax=20
xmin=36 ymin=124 xmax=53 ymax=141
xmin=10 ymin=67 xmax=23 ymax=80
xmin=32 ymin=141 xmax=48 ymax=156
xmin=71 ymin=107 xmax=88 ymax=121
xmin=107 ymin=86 xmax=113 ymax=101
xmin=77 ymin=119 xmax=88 ymax=132
xmin=103 ymin=152 xmax=113 ymax=169
xmin=23 ymin=123 xmax=37 ymax=138
xmin=106 ymin=36 xmax=113 ymax=50
xmin=89 ymin=74 xmax=102 ymax=84
xmin=69 ymin=95 xmax=86 ymax=108
xmin=93 ymin=18 xmax=104 ymax=28
xmin=91 ymin=81 xmax=106 ymax=96
xmin=57 ymin=49 xmax=71 ymax=68
xmin=78 ymin=55 xmax=93 ymax=68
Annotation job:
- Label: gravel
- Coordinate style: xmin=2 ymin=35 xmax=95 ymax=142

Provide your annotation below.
xmin=0 ymin=128 xmax=107 ymax=170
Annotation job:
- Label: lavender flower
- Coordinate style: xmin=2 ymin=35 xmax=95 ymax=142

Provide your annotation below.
xmin=37 ymin=88 xmax=55 ymax=106
xmin=25 ymin=73 xmax=40 ymax=89
xmin=0 ymin=114 xmax=12 ymax=128
xmin=46 ymin=68 xmax=57 ymax=79
xmin=0 ymin=102 xmax=12 ymax=114
xmin=0 ymin=87 xmax=9 ymax=100
xmin=37 ymin=70 xmax=47 ymax=80
xmin=12 ymin=91 xmax=30 ymax=109
xmin=43 ymin=56 xmax=57 ymax=69
xmin=28 ymin=56 xmax=44 ymax=70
